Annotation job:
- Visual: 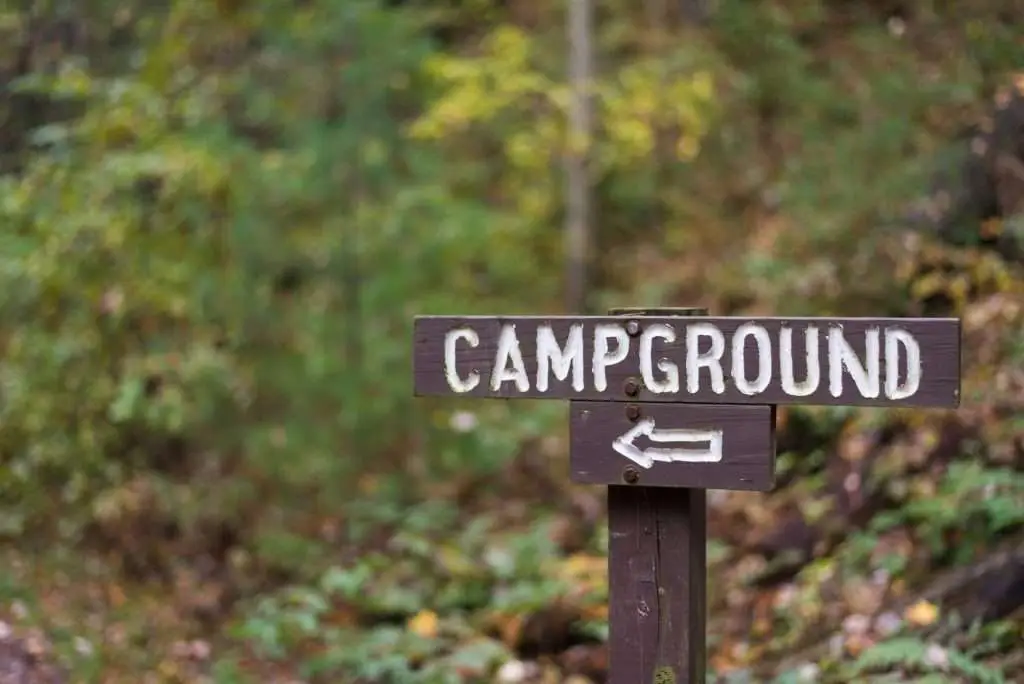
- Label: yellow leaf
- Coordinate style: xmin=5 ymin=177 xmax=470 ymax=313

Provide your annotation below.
xmin=844 ymin=634 xmax=873 ymax=656
xmin=692 ymin=71 xmax=714 ymax=101
xmin=108 ymin=584 xmax=126 ymax=608
xmin=558 ymin=553 xmax=606 ymax=584
xmin=357 ymin=474 xmax=379 ymax=495
xmin=407 ymin=610 xmax=439 ymax=639
xmin=499 ymin=613 xmax=523 ymax=646
xmin=980 ymin=218 xmax=1004 ymax=238
xmin=436 ymin=545 xmax=477 ymax=577
xmin=676 ymin=136 xmax=700 ymax=161
xmin=904 ymin=599 xmax=939 ymax=627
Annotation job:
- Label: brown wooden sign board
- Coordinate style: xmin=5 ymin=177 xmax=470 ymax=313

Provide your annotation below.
xmin=413 ymin=315 xmax=961 ymax=408
xmin=570 ymin=402 xmax=776 ymax=491
xmin=411 ymin=308 xmax=963 ymax=684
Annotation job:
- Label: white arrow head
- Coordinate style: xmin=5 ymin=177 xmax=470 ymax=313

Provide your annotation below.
xmin=612 ymin=418 xmax=657 ymax=468
xmin=612 ymin=417 xmax=724 ymax=469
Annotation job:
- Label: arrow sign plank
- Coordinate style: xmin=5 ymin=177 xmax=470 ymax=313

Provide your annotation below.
xmin=571 ymin=402 xmax=776 ymax=491
xmin=613 ymin=418 xmax=724 ymax=468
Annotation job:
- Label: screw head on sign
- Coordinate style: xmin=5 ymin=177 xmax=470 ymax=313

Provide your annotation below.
xmin=622 ymin=466 xmax=640 ymax=484
xmin=626 ymin=404 xmax=641 ymax=421
xmin=625 ymin=320 xmax=641 ymax=336
xmin=623 ymin=378 xmax=640 ymax=397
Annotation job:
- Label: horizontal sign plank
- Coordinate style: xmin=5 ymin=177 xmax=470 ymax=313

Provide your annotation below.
xmin=570 ymin=402 xmax=776 ymax=491
xmin=413 ymin=315 xmax=960 ymax=408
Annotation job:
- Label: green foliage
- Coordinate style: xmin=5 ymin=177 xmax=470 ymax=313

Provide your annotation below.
xmin=683 ymin=1 xmax=1021 ymax=315
xmin=871 ymin=462 xmax=1024 ymax=561
xmin=841 ymin=636 xmax=1006 ymax=683
xmin=229 ymin=515 xmax=589 ymax=680
xmin=0 ymin=0 xmax=558 ymax=556
xmin=2 ymin=0 xmax=1024 ymax=681
xmin=832 ymin=460 xmax=1024 ymax=584
xmin=409 ymin=19 xmax=718 ymax=305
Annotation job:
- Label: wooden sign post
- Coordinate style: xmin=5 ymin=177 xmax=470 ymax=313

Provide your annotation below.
xmin=412 ymin=308 xmax=961 ymax=684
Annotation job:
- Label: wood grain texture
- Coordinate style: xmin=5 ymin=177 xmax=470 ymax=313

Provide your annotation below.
xmin=570 ymin=402 xmax=776 ymax=491
xmin=608 ymin=486 xmax=706 ymax=684
xmin=412 ymin=315 xmax=961 ymax=407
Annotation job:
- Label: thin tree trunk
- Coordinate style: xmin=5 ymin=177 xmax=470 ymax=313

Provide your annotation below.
xmin=565 ymin=0 xmax=593 ymax=313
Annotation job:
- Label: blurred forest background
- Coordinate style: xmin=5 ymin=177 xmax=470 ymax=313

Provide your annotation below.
xmin=0 ymin=0 xmax=1023 ymax=682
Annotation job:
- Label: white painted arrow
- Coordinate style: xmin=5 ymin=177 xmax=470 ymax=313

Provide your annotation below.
xmin=612 ymin=417 xmax=724 ymax=469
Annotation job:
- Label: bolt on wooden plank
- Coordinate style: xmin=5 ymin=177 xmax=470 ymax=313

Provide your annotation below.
xmin=411 ymin=308 xmax=962 ymax=684
xmin=413 ymin=315 xmax=961 ymax=408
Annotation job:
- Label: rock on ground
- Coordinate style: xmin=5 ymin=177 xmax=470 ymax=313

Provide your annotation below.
xmin=0 ymin=623 xmax=65 ymax=684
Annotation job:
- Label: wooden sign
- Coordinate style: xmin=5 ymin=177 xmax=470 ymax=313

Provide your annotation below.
xmin=413 ymin=315 xmax=961 ymax=408
xmin=570 ymin=403 xmax=776 ymax=491
xmin=411 ymin=307 xmax=963 ymax=684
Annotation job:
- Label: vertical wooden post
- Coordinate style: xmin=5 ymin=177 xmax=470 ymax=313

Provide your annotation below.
xmin=606 ymin=307 xmax=708 ymax=684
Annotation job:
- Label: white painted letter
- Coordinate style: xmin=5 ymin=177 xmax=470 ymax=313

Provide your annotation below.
xmin=491 ymin=324 xmax=529 ymax=392
xmin=884 ymin=328 xmax=921 ymax=400
xmin=536 ymin=324 xmax=585 ymax=392
xmin=685 ymin=323 xmax=726 ymax=394
xmin=639 ymin=323 xmax=679 ymax=394
xmin=593 ymin=324 xmax=630 ymax=392
xmin=444 ymin=328 xmax=481 ymax=393
xmin=780 ymin=326 xmax=820 ymax=396
xmin=731 ymin=323 xmax=772 ymax=395
xmin=828 ymin=326 xmax=880 ymax=398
